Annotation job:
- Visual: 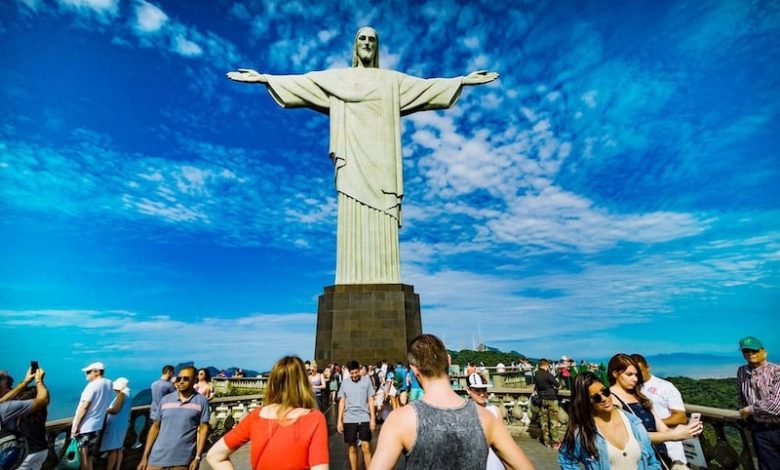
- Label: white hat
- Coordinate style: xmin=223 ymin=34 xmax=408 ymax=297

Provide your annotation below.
xmin=112 ymin=377 xmax=129 ymax=392
xmin=467 ymin=373 xmax=491 ymax=389
xmin=561 ymin=355 xmax=570 ymax=361
xmin=81 ymin=362 xmax=105 ymax=372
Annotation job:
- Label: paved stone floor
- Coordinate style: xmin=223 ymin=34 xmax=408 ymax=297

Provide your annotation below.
xmin=203 ymin=404 xmax=560 ymax=469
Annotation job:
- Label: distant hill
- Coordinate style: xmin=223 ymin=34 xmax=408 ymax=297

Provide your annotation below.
xmin=174 ymin=361 xmax=261 ymax=378
xmin=132 ymin=388 xmax=152 ymax=406
xmin=645 ymin=352 xmax=737 ymax=364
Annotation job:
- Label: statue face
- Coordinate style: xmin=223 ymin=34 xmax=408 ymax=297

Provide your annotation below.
xmin=356 ymin=29 xmax=377 ymax=63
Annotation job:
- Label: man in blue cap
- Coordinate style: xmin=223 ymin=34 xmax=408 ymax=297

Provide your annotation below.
xmin=737 ymin=336 xmax=780 ymax=470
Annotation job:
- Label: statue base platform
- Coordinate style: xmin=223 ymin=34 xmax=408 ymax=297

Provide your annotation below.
xmin=315 ymin=284 xmax=422 ymax=365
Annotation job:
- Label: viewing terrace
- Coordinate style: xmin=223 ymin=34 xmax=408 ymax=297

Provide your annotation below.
xmin=39 ymin=371 xmax=757 ymax=469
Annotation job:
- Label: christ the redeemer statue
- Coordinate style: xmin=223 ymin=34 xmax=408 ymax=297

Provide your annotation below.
xmin=227 ymin=27 xmax=498 ymax=285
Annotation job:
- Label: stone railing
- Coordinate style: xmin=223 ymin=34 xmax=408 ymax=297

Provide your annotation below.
xmin=211 ymin=377 xmax=266 ymax=396
xmin=685 ymin=404 xmax=758 ymax=470
xmin=42 ymin=395 xmax=263 ymax=470
xmin=41 ymin=389 xmax=758 ymax=469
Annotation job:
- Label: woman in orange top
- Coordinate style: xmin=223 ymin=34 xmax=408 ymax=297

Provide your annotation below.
xmin=207 ymin=356 xmax=329 ymax=470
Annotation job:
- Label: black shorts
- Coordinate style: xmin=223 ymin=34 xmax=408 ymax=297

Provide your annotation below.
xmin=75 ymin=431 xmax=99 ymax=451
xmin=343 ymin=422 xmax=371 ymax=444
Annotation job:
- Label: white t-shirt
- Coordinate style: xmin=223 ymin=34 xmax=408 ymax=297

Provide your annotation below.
xmin=485 ymin=405 xmax=504 ymax=470
xmin=642 ymin=374 xmax=686 ymax=463
xmin=75 ymin=377 xmax=113 ymax=433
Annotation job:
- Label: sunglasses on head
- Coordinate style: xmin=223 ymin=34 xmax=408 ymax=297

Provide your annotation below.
xmin=175 ymin=376 xmax=193 ymax=383
xmin=590 ymin=387 xmax=611 ymax=403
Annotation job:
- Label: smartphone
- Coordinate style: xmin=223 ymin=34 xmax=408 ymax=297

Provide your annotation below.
xmin=689 ymin=412 xmax=701 ymax=426
xmin=31 ymin=361 xmax=39 ymax=373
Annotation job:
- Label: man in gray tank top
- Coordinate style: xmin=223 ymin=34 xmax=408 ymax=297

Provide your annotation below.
xmin=369 ymin=334 xmax=536 ymax=470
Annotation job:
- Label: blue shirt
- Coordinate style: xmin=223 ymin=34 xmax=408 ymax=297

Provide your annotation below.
xmin=394 ymin=366 xmax=408 ymax=391
xmin=0 ymin=400 xmax=32 ymax=431
xmin=150 ymin=379 xmax=176 ymax=420
xmin=558 ymin=411 xmax=660 ymax=470
xmin=149 ymin=392 xmax=210 ymax=467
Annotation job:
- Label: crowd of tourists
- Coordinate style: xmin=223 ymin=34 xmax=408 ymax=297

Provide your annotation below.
xmin=0 ymin=334 xmax=777 ymax=470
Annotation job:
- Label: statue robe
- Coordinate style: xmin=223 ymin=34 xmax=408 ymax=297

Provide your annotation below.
xmin=265 ymin=68 xmax=464 ymax=284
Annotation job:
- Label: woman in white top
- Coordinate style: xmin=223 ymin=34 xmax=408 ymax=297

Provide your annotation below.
xmin=558 ymin=372 xmax=660 ymax=469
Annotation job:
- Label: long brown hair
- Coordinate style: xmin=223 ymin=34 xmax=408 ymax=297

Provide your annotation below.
xmin=263 ymin=356 xmax=317 ymax=418
xmin=607 ymin=353 xmax=652 ymax=411
xmin=561 ymin=372 xmax=604 ymax=459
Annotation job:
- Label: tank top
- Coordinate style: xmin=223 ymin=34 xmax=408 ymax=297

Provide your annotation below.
xmin=309 ymin=374 xmax=323 ymax=396
xmin=617 ymin=395 xmax=670 ymax=463
xmin=405 ymin=399 xmax=489 ymax=470
xmin=605 ymin=411 xmax=642 ymax=470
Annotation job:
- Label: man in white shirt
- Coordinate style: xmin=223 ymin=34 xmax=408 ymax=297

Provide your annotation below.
xmin=466 ymin=373 xmax=504 ymax=470
xmin=633 ymin=354 xmax=689 ymax=468
xmin=71 ymin=362 xmax=113 ymax=470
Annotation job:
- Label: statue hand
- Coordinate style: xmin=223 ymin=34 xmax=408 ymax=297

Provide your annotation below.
xmin=463 ymin=70 xmax=499 ymax=85
xmin=226 ymin=68 xmax=267 ymax=84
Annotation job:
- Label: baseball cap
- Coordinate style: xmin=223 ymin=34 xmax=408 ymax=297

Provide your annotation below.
xmin=81 ymin=362 xmax=105 ymax=372
xmin=467 ymin=372 xmax=491 ymax=389
xmin=739 ymin=336 xmax=764 ymax=351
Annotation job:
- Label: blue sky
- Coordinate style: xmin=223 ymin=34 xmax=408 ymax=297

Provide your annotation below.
xmin=1 ymin=0 xmax=779 ymax=380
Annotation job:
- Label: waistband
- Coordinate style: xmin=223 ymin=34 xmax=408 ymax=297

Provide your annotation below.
xmin=751 ymin=421 xmax=780 ymax=431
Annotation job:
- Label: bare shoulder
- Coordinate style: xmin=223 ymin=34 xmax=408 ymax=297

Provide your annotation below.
xmin=476 ymin=406 xmax=501 ymax=438
xmin=381 ymin=404 xmax=417 ymax=443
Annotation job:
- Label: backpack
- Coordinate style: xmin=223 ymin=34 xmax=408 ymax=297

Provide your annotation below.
xmin=0 ymin=423 xmax=28 ymax=470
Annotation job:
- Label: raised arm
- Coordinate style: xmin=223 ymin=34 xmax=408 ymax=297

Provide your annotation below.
xmin=226 ymin=68 xmax=268 ymax=84
xmin=462 ymin=70 xmax=499 ymax=86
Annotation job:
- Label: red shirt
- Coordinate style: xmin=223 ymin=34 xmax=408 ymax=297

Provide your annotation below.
xmin=223 ymin=407 xmax=329 ymax=470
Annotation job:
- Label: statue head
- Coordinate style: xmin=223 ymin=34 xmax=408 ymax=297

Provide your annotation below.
xmin=352 ymin=27 xmax=379 ymax=68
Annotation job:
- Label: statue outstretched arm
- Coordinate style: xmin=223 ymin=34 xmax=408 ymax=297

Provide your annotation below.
xmin=462 ymin=70 xmax=499 ymax=86
xmin=226 ymin=68 xmax=268 ymax=84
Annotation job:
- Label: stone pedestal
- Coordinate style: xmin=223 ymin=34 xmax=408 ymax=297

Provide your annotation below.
xmin=315 ymin=284 xmax=422 ymax=365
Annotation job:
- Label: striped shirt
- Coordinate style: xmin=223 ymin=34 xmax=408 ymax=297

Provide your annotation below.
xmin=737 ymin=361 xmax=780 ymax=425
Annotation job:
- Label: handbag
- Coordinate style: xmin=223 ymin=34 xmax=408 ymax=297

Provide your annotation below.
xmin=57 ymin=439 xmax=80 ymax=470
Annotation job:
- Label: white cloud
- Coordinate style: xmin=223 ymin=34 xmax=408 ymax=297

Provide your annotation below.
xmin=56 ymin=0 xmax=118 ymax=21
xmin=172 ymin=34 xmax=203 ymax=57
xmin=134 ymin=0 xmax=168 ymax=34
xmin=0 ymin=309 xmax=318 ymax=370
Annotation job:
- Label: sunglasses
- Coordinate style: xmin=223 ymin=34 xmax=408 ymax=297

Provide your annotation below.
xmin=84 ymin=370 xmax=95 ymax=375
xmin=742 ymin=349 xmax=760 ymax=355
xmin=175 ymin=376 xmax=193 ymax=383
xmin=590 ymin=387 xmax=612 ymax=403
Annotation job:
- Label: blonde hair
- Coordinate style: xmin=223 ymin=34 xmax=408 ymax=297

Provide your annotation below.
xmin=263 ymin=356 xmax=317 ymax=418
xmin=352 ymin=27 xmax=379 ymax=68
